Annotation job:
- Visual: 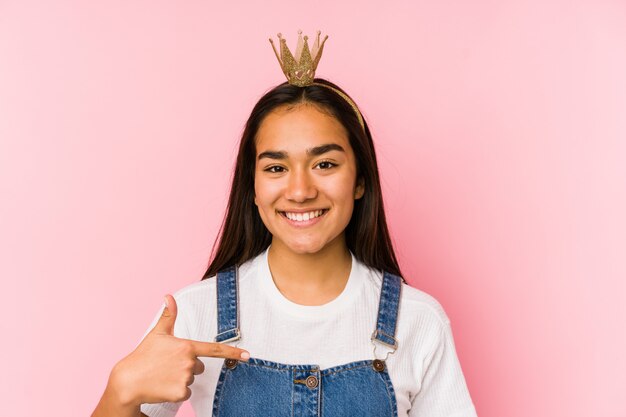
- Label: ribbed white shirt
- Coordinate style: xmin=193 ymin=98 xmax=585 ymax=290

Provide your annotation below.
xmin=139 ymin=248 xmax=477 ymax=417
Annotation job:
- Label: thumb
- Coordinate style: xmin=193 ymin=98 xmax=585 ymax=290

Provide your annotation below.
xmin=152 ymin=294 xmax=178 ymax=335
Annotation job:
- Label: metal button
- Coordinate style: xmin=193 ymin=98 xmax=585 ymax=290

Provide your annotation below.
xmin=305 ymin=375 xmax=319 ymax=389
xmin=372 ymin=359 xmax=385 ymax=372
xmin=225 ymin=358 xmax=238 ymax=369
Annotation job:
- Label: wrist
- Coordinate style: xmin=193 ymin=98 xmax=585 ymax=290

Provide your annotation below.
xmin=107 ymin=361 xmax=141 ymax=408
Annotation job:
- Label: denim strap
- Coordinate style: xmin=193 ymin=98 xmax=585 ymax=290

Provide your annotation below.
xmin=371 ymin=271 xmax=402 ymax=349
xmin=214 ymin=265 xmax=241 ymax=343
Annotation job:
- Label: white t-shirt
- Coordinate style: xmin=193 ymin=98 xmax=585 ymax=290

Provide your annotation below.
xmin=139 ymin=248 xmax=477 ymax=417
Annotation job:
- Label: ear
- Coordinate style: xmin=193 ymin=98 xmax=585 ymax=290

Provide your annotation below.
xmin=354 ymin=177 xmax=365 ymax=200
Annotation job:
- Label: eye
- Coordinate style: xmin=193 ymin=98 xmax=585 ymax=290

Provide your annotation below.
xmin=315 ymin=160 xmax=337 ymax=170
xmin=264 ymin=165 xmax=285 ymax=173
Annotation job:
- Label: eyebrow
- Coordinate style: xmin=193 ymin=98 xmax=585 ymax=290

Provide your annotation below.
xmin=258 ymin=143 xmax=345 ymax=160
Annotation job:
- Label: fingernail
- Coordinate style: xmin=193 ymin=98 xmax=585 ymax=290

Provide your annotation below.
xmin=240 ymin=351 xmax=250 ymax=360
xmin=164 ymin=295 xmax=169 ymax=309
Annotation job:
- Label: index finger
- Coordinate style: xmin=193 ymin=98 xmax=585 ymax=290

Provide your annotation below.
xmin=189 ymin=340 xmax=250 ymax=361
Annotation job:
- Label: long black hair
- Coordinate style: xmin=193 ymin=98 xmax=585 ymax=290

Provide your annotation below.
xmin=201 ymin=78 xmax=403 ymax=281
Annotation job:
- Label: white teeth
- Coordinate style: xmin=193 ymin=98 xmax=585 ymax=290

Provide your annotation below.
xmin=283 ymin=210 xmax=325 ymax=222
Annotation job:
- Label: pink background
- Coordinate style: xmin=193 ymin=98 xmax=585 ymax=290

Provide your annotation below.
xmin=1 ymin=1 xmax=625 ymax=416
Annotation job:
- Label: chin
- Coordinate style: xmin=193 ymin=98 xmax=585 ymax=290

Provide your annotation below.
xmin=283 ymin=239 xmax=328 ymax=255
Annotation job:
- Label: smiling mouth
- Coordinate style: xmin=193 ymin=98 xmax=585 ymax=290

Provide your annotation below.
xmin=279 ymin=209 xmax=329 ymax=222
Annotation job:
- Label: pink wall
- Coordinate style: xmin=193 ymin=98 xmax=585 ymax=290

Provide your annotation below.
xmin=1 ymin=1 xmax=625 ymax=416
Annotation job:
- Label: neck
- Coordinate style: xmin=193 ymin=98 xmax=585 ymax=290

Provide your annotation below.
xmin=267 ymin=237 xmax=352 ymax=306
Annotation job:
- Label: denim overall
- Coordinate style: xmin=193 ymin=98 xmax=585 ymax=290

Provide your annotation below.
xmin=211 ymin=265 xmax=402 ymax=417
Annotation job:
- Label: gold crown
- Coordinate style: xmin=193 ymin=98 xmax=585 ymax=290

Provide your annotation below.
xmin=269 ymin=30 xmax=329 ymax=87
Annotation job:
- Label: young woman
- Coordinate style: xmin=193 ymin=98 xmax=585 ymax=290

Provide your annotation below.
xmin=92 ymin=34 xmax=477 ymax=417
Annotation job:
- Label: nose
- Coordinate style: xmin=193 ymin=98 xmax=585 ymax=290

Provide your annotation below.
xmin=284 ymin=168 xmax=317 ymax=203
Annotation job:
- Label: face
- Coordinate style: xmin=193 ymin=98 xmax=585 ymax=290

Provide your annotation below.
xmin=254 ymin=103 xmax=365 ymax=256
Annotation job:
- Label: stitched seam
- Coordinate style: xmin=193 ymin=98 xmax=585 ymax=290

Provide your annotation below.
xmin=379 ymin=371 xmax=398 ymax=417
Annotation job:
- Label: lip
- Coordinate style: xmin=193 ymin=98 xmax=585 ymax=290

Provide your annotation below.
xmin=278 ymin=209 xmax=328 ymax=227
xmin=278 ymin=208 xmax=328 ymax=213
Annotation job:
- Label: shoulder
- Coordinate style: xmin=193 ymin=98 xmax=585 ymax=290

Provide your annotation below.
xmin=359 ymin=262 xmax=450 ymax=328
xmin=392 ymin=282 xmax=457 ymax=361
xmin=399 ymin=282 xmax=451 ymax=327
xmin=173 ymin=278 xmax=214 ymax=297
xmin=163 ymin=255 xmax=261 ymax=339
xmin=375 ymin=271 xmax=452 ymax=342
xmin=358 ymin=266 xmax=454 ymax=358
xmin=355 ymin=260 xmax=449 ymax=324
xmin=168 ymin=277 xmax=215 ymax=311
xmin=358 ymin=262 xmax=451 ymax=332
xmin=170 ymin=254 xmax=260 ymax=308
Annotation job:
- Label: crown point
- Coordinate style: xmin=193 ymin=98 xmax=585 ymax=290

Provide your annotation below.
xmin=270 ymin=30 xmax=326 ymax=88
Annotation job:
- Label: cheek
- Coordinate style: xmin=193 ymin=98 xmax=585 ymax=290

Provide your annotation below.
xmin=254 ymin=177 xmax=282 ymax=207
xmin=331 ymin=172 xmax=359 ymax=198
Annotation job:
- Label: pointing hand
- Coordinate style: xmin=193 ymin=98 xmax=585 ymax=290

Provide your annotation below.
xmin=109 ymin=294 xmax=250 ymax=406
